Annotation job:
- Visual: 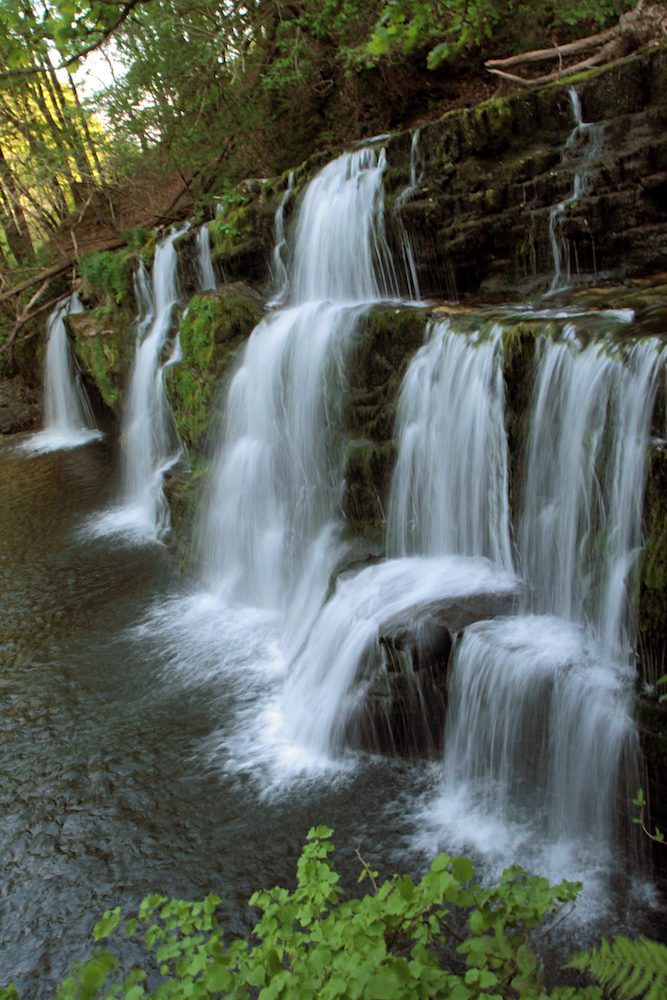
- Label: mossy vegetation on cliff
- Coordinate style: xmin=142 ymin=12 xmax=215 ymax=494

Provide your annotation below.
xmin=164 ymin=283 xmax=264 ymax=454
xmin=67 ymin=305 xmax=136 ymax=413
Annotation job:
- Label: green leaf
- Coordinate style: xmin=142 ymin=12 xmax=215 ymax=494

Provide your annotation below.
xmin=94 ymin=908 xmax=121 ymax=941
xmin=451 ymin=857 xmax=474 ymax=884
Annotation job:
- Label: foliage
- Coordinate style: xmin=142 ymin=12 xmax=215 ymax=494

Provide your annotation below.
xmin=79 ymin=247 xmax=134 ymax=304
xmin=366 ymin=0 xmax=636 ymax=69
xmin=568 ymin=935 xmax=667 ymax=1000
xmin=5 ymin=827 xmax=601 ymax=1000
xmin=631 ymin=788 xmax=665 ymax=845
xmin=4 ymin=826 xmax=667 ymax=999
xmin=0 ymin=1 xmax=152 ymax=77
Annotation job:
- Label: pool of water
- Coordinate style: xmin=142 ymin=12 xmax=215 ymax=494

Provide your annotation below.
xmin=0 ymin=434 xmax=663 ymax=997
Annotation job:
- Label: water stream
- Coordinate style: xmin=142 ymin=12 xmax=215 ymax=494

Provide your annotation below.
xmin=94 ymin=232 xmax=184 ymax=538
xmin=196 ymin=224 xmax=217 ymax=292
xmin=23 ymin=294 xmax=101 ymax=453
xmin=549 ymin=88 xmax=603 ymax=291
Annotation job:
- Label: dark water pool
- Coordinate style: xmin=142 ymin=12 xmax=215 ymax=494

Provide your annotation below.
xmin=0 ymin=435 xmax=664 ymax=997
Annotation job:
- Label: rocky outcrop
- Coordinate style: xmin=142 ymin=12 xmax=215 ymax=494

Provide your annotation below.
xmin=385 ymin=45 xmax=667 ymax=299
xmin=0 ymin=375 xmax=40 ymax=434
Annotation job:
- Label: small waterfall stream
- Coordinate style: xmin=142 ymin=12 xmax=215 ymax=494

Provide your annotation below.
xmin=117 ymin=231 xmax=183 ymax=535
xmin=388 ymin=321 xmax=511 ymax=568
xmin=429 ymin=327 xmax=663 ymax=870
xmin=23 ymin=294 xmax=101 ymax=453
xmin=549 ymin=88 xmax=603 ymax=291
xmin=196 ymin=224 xmax=217 ymax=291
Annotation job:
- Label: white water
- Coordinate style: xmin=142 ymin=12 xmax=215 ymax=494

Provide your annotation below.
xmin=202 ymin=149 xmax=395 ymax=620
xmin=23 ymin=294 xmax=101 ymax=453
xmin=279 ymin=556 xmax=517 ymax=761
xmin=108 ymin=231 xmax=183 ymax=537
xmin=423 ymin=329 xmax=663 ymax=880
xmin=388 ymin=321 xmax=512 ymax=569
xmin=268 ymin=171 xmax=294 ymax=306
xmin=549 ymin=88 xmax=603 ymax=291
xmin=196 ymin=224 xmax=217 ymax=291
xmin=519 ymin=332 xmax=662 ymax=654
xmin=289 ymin=147 xmax=398 ymax=304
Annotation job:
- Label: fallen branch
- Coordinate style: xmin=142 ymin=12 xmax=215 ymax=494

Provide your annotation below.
xmin=485 ymin=0 xmax=667 ymax=87
xmin=0 ymin=238 xmax=126 ymax=307
xmin=0 ymin=279 xmax=62 ymax=362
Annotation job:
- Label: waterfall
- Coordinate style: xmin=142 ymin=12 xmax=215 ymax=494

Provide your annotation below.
xmin=519 ymin=333 xmax=662 ymax=653
xmin=202 ymin=148 xmax=395 ymax=624
xmin=388 ymin=320 xmax=512 ymax=569
xmin=196 ymin=224 xmax=217 ymax=291
xmin=268 ymin=171 xmax=294 ymax=306
xmin=289 ymin=147 xmax=398 ymax=304
xmin=433 ymin=328 xmax=663 ymax=865
xmin=272 ymin=318 xmax=517 ymax=764
xmin=119 ymin=231 xmax=183 ymax=535
xmin=23 ymin=293 xmax=101 ymax=453
xmin=549 ymin=88 xmax=603 ymax=291
xmin=393 ymin=130 xmax=423 ymax=301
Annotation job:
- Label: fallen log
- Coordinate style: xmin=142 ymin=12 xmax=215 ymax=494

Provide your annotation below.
xmin=485 ymin=0 xmax=667 ymax=87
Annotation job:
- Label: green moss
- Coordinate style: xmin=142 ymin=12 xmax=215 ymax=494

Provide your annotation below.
xmin=164 ymin=283 xmax=264 ymax=453
xmin=79 ymin=248 xmax=136 ymax=306
xmin=67 ymin=306 xmax=135 ymax=412
xmin=163 ymin=453 xmax=213 ymax=570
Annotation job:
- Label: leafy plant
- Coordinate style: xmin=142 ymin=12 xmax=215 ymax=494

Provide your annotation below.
xmin=79 ymin=248 xmax=134 ymax=305
xmin=568 ymin=935 xmax=667 ymax=1000
xmin=11 ymin=826 xmax=594 ymax=1000
xmin=4 ymin=827 xmax=667 ymax=999
xmin=631 ymin=788 xmax=665 ymax=845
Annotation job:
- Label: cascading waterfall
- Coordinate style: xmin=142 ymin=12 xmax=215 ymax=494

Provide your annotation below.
xmin=202 ymin=148 xmax=396 ymax=626
xmin=388 ymin=320 xmax=512 ymax=569
xmin=23 ymin=293 xmax=101 ymax=453
xmin=549 ymin=88 xmax=603 ymax=291
xmin=434 ymin=327 xmax=663 ymax=864
xmin=519 ymin=332 xmax=662 ymax=651
xmin=119 ymin=230 xmax=183 ymax=535
xmin=275 ymin=318 xmax=518 ymax=762
xmin=196 ymin=224 xmax=217 ymax=291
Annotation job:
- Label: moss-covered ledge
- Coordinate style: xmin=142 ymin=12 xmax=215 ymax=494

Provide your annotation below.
xmin=67 ymin=304 xmax=136 ymax=415
xmin=341 ymin=306 xmax=429 ymax=550
xmin=163 ymin=282 xmax=265 ymax=455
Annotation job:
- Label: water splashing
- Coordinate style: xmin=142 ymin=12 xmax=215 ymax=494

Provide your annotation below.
xmin=23 ymin=294 xmax=101 ymax=453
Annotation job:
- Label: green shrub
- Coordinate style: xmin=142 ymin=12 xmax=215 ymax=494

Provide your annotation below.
xmin=3 ymin=826 xmax=665 ymax=999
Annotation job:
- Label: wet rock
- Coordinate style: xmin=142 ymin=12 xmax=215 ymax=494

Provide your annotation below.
xmin=0 ymin=376 xmax=41 ymax=434
xmin=358 ymin=588 xmax=518 ymax=757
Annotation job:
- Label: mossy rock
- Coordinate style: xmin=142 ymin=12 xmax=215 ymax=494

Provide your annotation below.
xmin=164 ymin=282 xmax=264 ymax=454
xmin=67 ymin=305 xmax=136 ymax=414
xmin=341 ymin=306 xmax=429 ymax=547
